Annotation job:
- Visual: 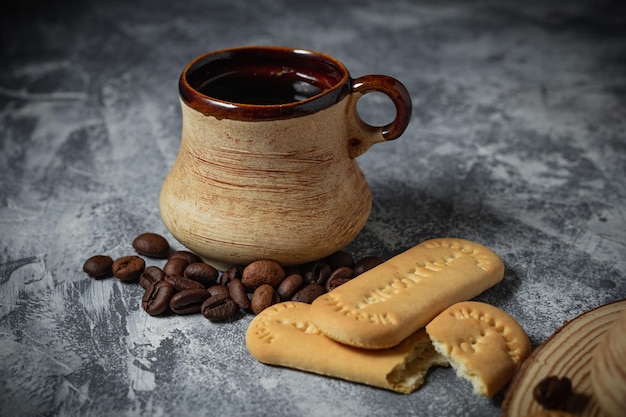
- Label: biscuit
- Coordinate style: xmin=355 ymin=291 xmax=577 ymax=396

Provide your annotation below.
xmin=590 ymin=306 xmax=626 ymax=417
xmin=309 ymin=238 xmax=504 ymax=349
xmin=520 ymin=412 xmax=576 ymax=417
xmin=425 ymin=301 xmax=531 ymax=397
xmin=245 ymin=301 xmax=449 ymax=394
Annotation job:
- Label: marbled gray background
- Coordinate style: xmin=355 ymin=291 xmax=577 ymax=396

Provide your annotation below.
xmin=1 ymin=0 xmax=625 ymax=416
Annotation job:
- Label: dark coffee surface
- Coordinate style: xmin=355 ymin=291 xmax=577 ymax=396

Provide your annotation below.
xmin=1 ymin=1 xmax=625 ymax=416
xmin=197 ymin=72 xmax=325 ymax=104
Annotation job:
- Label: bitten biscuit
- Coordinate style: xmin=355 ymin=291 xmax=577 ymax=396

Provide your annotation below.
xmin=425 ymin=301 xmax=531 ymax=397
xmin=309 ymin=238 xmax=504 ymax=349
xmin=245 ymin=301 xmax=448 ymax=394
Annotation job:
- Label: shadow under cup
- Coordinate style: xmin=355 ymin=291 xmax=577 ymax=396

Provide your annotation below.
xmin=179 ymin=47 xmax=353 ymax=119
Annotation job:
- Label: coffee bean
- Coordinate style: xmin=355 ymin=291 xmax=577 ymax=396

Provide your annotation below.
xmin=325 ymin=267 xmax=353 ymax=292
xmin=163 ymin=274 xmax=204 ymax=292
xmin=112 ymin=255 xmax=145 ymax=282
xmin=208 ymin=284 xmax=230 ymax=298
xmin=132 ymin=233 xmax=170 ymax=259
xmin=201 ymin=287 xmax=238 ymax=321
xmin=242 ymin=260 xmax=285 ymax=290
xmin=139 ymin=266 xmax=166 ymax=289
xmin=302 ymin=262 xmax=331 ymax=286
xmin=533 ymin=376 xmax=572 ymax=409
xmin=168 ymin=250 xmax=202 ymax=264
xmin=169 ymin=288 xmax=210 ymax=315
xmin=353 ymin=255 xmax=384 ymax=276
xmin=277 ymin=273 xmax=303 ymax=300
xmin=291 ymin=283 xmax=325 ymax=304
xmin=142 ymin=281 xmax=175 ymax=316
xmin=325 ymin=250 xmax=355 ymax=270
xmin=184 ymin=262 xmax=219 ymax=287
xmin=251 ymin=284 xmax=280 ymax=315
xmin=83 ymin=255 xmax=113 ymax=279
xmin=163 ymin=257 xmax=188 ymax=276
xmin=228 ymin=278 xmax=251 ymax=310
xmin=221 ymin=266 xmax=241 ymax=287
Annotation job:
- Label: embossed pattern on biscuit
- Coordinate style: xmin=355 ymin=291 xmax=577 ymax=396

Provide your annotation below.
xmin=309 ymin=238 xmax=505 ymax=349
xmin=425 ymin=301 xmax=531 ymax=397
xmin=251 ymin=302 xmax=323 ymax=346
xmin=445 ymin=304 xmax=527 ymax=364
xmin=245 ymin=301 xmax=448 ymax=394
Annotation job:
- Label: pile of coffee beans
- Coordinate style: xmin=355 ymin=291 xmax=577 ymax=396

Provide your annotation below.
xmin=83 ymin=232 xmax=384 ymax=322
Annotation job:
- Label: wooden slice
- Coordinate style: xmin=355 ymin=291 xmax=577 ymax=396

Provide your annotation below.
xmin=501 ymin=298 xmax=626 ymax=417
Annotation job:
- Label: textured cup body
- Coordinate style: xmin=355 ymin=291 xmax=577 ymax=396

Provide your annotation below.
xmin=160 ymin=96 xmax=371 ymax=268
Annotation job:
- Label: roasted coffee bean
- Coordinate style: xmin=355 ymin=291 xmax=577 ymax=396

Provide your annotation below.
xmin=533 ymin=376 xmax=572 ymax=409
xmin=184 ymin=262 xmax=219 ymax=287
xmin=325 ymin=250 xmax=355 ymax=270
xmin=139 ymin=266 xmax=165 ymax=289
xmin=169 ymin=288 xmax=210 ymax=315
xmin=242 ymin=260 xmax=285 ymax=290
xmin=228 ymin=278 xmax=251 ymax=310
xmin=353 ymin=255 xmax=384 ymax=276
xmin=220 ymin=266 xmax=241 ymax=287
xmin=164 ymin=274 xmax=204 ymax=292
xmin=132 ymin=232 xmax=170 ymax=259
xmin=251 ymin=284 xmax=280 ymax=315
xmin=168 ymin=250 xmax=202 ymax=264
xmin=208 ymin=284 xmax=230 ymax=298
xmin=142 ymin=281 xmax=175 ymax=316
xmin=325 ymin=267 xmax=354 ymax=292
xmin=277 ymin=273 xmax=303 ymax=300
xmin=302 ymin=262 xmax=331 ymax=286
xmin=112 ymin=255 xmax=145 ymax=282
xmin=163 ymin=257 xmax=188 ymax=276
xmin=201 ymin=287 xmax=238 ymax=321
xmin=83 ymin=255 xmax=114 ymax=279
xmin=291 ymin=283 xmax=325 ymax=303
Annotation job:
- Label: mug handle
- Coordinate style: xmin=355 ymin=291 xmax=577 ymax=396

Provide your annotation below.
xmin=347 ymin=75 xmax=412 ymax=158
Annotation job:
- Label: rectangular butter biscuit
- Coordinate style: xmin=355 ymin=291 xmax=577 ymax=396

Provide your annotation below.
xmin=309 ymin=238 xmax=504 ymax=349
xmin=245 ymin=301 xmax=448 ymax=394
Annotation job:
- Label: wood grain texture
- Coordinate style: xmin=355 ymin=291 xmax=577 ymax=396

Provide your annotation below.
xmin=501 ymin=299 xmax=626 ymax=417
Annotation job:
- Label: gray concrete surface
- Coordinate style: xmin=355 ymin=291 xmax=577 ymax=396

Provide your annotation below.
xmin=1 ymin=0 xmax=625 ymax=416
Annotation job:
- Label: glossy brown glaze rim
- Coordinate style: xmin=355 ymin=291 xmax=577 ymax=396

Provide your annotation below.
xmin=179 ymin=46 xmax=352 ymax=121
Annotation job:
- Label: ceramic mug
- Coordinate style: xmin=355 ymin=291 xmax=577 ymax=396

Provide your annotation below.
xmin=160 ymin=46 xmax=411 ymax=269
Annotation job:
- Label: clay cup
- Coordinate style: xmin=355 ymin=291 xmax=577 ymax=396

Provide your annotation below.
xmin=160 ymin=46 xmax=411 ymax=269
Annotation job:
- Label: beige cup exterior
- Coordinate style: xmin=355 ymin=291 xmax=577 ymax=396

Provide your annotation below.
xmin=161 ymin=95 xmax=374 ymax=268
xmin=159 ymin=47 xmax=411 ymax=269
